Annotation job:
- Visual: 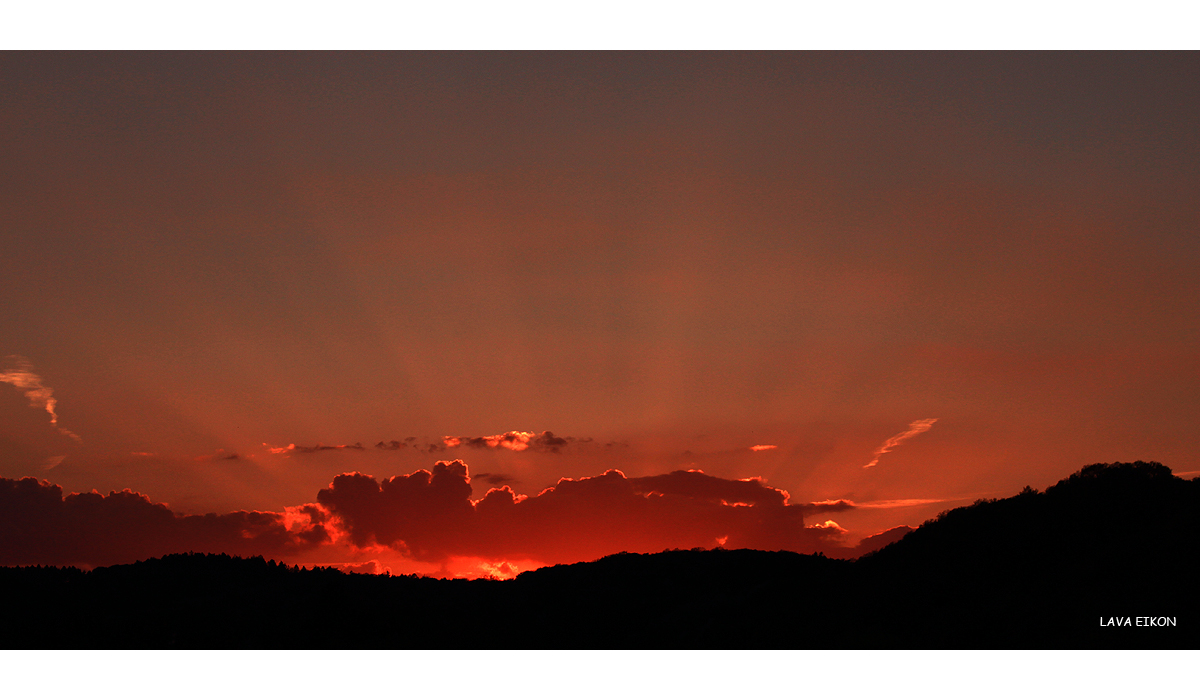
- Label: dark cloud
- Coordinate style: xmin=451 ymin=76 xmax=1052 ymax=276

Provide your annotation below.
xmin=383 ymin=441 xmax=447 ymax=453
xmin=0 ymin=477 xmax=329 ymax=568
xmin=474 ymin=472 xmax=518 ymax=486
xmin=798 ymin=499 xmax=857 ymax=516
xmin=371 ymin=432 xmax=602 ymax=455
xmin=627 ymin=469 xmax=789 ymax=507
xmin=264 ymin=443 xmax=365 ymax=455
xmin=316 ymin=461 xmax=473 ymax=560
xmin=316 ymin=462 xmax=851 ymax=565
xmin=297 ymin=443 xmax=364 ymax=453
xmin=194 ymin=449 xmax=240 ymax=462
xmin=442 ymin=431 xmax=588 ymax=453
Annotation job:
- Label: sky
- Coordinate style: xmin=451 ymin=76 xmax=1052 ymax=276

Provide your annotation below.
xmin=2 ymin=51 xmax=1199 ymax=578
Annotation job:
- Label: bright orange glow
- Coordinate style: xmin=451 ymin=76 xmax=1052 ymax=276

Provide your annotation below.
xmin=477 ymin=561 xmax=523 ymax=580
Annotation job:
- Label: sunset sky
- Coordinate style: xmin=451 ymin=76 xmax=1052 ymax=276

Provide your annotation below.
xmin=3 ymin=52 xmax=1198 ymax=578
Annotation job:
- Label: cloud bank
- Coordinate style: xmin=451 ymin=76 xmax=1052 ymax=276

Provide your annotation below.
xmin=0 ymin=477 xmax=328 ymax=567
xmin=316 ymin=462 xmax=851 ymax=565
xmin=0 ymin=463 xmax=875 ymax=570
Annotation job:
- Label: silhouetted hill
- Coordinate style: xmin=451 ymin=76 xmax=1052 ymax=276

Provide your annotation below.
xmin=850 ymin=461 xmax=1198 ymax=647
xmin=0 ymin=462 xmax=1194 ymax=649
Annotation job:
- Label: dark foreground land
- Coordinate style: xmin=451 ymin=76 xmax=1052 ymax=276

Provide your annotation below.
xmin=1 ymin=462 xmax=1195 ymax=649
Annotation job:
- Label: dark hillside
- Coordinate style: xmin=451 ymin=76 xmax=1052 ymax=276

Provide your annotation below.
xmin=1 ymin=462 xmax=1194 ymax=649
xmin=854 ymin=461 xmax=1198 ymax=647
xmin=509 ymin=548 xmax=852 ymax=647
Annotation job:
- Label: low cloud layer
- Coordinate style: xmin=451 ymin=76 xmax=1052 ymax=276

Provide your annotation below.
xmin=1 ymin=463 xmax=877 ymax=570
xmin=0 ymin=356 xmax=80 ymax=441
xmin=0 ymin=477 xmax=328 ymax=567
xmin=316 ymin=462 xmax=851 ymax=564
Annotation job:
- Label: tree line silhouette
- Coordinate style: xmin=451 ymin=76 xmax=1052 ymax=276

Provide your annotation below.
xmin=1 ymin=462 xmax=1194 ymax=649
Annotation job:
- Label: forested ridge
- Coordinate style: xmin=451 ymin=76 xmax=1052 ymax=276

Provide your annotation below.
xmin=2 ymin=462 xmax=1194 ymax=649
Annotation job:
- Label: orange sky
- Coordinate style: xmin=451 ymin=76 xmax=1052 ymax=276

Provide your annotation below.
xmin=2 ymin=52 xmax=1198 ymax=576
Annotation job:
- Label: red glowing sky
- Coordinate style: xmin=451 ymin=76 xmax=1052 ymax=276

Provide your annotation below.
xmin=2 ymin=52 xmax=1199 ymax=577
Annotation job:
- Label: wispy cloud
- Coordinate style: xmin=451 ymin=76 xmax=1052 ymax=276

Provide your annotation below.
xmin=862 ymin=418 xmax=937 ymax=469
xmin=0 ymin=356 xmax=80 ymax=441
xmin=749 ymin=444 xmax=778 ymax=452
xmin=263 ymin=442 xmax=364 ymax=455
xmin=194 ymin=449 xmax=240 ymax=462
